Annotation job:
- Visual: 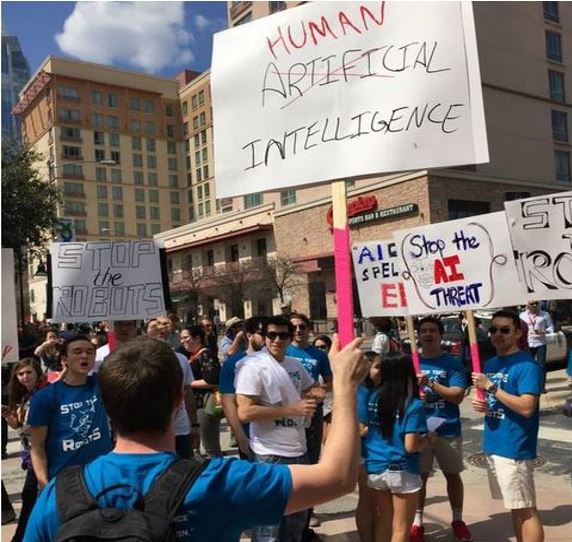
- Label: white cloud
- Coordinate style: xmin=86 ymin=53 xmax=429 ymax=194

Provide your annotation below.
xmin=55 ymin=2 xmax=194 ymax=73
xmin=192 ymin=13 xmax=226 ymax=33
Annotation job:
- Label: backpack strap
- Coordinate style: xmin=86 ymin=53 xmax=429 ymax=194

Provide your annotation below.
xmin=56 ymin=465 xmax=98 ymax=523
xmin=144 ymin=458 xmax=210 ymax=540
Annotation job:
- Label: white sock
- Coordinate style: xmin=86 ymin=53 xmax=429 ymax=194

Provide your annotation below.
xmin=413 ymin=510 xmax=423 ymax=527
xmin=452 ymin=508 xmax=463 ymax=523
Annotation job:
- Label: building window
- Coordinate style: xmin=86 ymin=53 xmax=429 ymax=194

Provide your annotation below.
xmin=195 ymin=167 xmax=203 ymax=182
xmin=132 ymin=136 xmax=142 ymax=150
xmin=257 ymin=238 xmax=267 ymax=257
xmin=62 ymin=145 xmax=82 ymax=159
xmin=146 ymin=138 xmax=156 ymax=152
xmin=129 ymin=97 xmax=140 ymax=111
xmin=111 ymin=187 xmax=123 ymax=200
xmin=142 ymin=99 xmax=154 ymax=113
xmin=280 ymin=189 xmax=296 ymax=206
xmin=207 ymin=249 xmax=214 ymax=267
xmin=170 ymin=191 xmax=180 ymax=205
xmin=133 ymin=154 xmax=143 ymax=168
xmin=167 ymin=124 xmax=175 ymax=138
xmin=203 ymin=165 xmax=209 ymax=179
xmin=230 ymin=244 xmax=239 ymax=262
xmin=58 ymin=85 xmax=79 ymax=99
xmin=61 ymin=126 xmax=81 ymax=141
xmin=235 ymin=12 xmax=253 ymax=26
xmin=110 ymin=151 xmax=121 ymax=164
xmin=201 ymin=130 xmax=207 ymax=145
xmin=199 ymin=112 xmax=206 ymax=126
xmin=136 ymin=206 xmax=146 ymax=219
xmin=151 ymin=224 xmax=161 ymax=235
xmin=543 ymin=1 xmax=559 ymax=22
xmin=137 ymin=223 xmax=148 ymax=238
xmin=98 ymin=202 xmax=109 ymax=217
xmin=150 ymin=207 xmax=160 ymax=220
xmin=169 ymin=175 xmax=179 ymax=188
xmin=198 ymin=90 xmax=205 ymax=106
xmin=94 ymin=131 xmax=105 ymax=145
xmin=346 ymin=180 xmax=356 ymax=189
xmin=205 ymin=201 xmax=211 ymax=215
xmin=107 ymin=116 xmax=119 ymax=130
xmin=96 ymin=167 xmax=107 ymax=182
xmin=63 ymin=181 xmax=84 ymax=196
xmin=108 ymin=93 xmax=118 ymax=107
xmin=546 ymin=31 xmax=562 ymax=62
xmin=64 ymin=201 xmax=86 ymax=215
xmin=62 ymin=163 xmax=83 ymax=177
xmin=130 ymin=119 xmax=141 ymax=132
xmin=74 ymin=220 xmax=87 ymax=234
xmin=183 ymin=122 xmax=189 ymax=135
xmin=167 ymin=141 xmax=177 ymax=155
xmin=99 ymin=221 xmax=110 ymax=234
xmin=168 ymin=158 xmax=178 ymax=171
xmin=197 ymin=185 xmax=203 ymax=201
xmin=135 ymin=188 xmax=145 ymax=203
xmin=95 ymin=149 xmax=105 ymax=162
xmin=149 ymin=189 xmax=159 ymax=203
xmin=192 ymin=116 xmax=199 ymax=130
xmin=92 ymin=91 xmax=103 ymax=105
xmin=144 ymin=121 xmax=156 ymax=134
xmin=191 ymin=95 xmax=198 ymax=109
xmin=447 ymin=199 xmax=490 ymax=220
xmin=147 ymin=155 xmax=157 ymax=169
xmin=244 ymin=193 xmax=262 ymax=209
xmin=97 ymin=185 xmax=108 ymax=199
xmin=92 ymin=113 xmax=104 ymax=127
xmin=548 ymin=70 xmax=565 ymax=102
xmin=201 ymin=147 xmax=208 ymax=162
xmin=182 ymin=101 xmax=188 ymax=115
xmin=165 ymin=104 xmax=174 ymax=117
xmin=114 ymin=222 xmax=125 ymax=235
xmin=269 ymin=1 xmax=286 ymax=14
xmin=171 ymin=208 xmax=181 ymax=222
xmin=194 ymin=133 xmax=200 ymax=147
xmin=59 ymin=108 xmax=80 ymax=121
xmin=113 ymin=204 xmax=124 ymax=218
xmin=204 ymin=183 xmax=210 ymax=198
xmin=109 ymin=133 xmax=120 ymax=147
xmin=134 ymin=171 xmax=144 ymax=185
xmin=111 ymin=169 xmax=122 ymax=183
xmin=555 ymin=150 xmax=571 ymax=182
xmin=148 ymin=172 xmax=158 ymax=186
xmin=551 ymin=110 xmax=568 ymax=142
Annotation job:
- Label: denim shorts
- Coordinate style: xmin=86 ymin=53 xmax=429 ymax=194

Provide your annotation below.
xmin=367 ymin=469 xmax=422 ymax=494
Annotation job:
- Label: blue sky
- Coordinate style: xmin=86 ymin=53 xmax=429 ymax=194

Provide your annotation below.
xmin=1 ymin=1 xmax=228 ymax=78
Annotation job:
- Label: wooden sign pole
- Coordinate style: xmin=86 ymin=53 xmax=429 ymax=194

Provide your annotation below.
xmin=331 ymin=181 xmax=354 ymax=346
xmin=406 ymin=316 xmax=421 ymax=373
xmin=466 ymin=309 xmax=485 ymax=400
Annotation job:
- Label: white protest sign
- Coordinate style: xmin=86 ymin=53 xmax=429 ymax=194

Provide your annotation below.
xmin=394 ymin=212 xmax=526 ymax=315
xmin=352 ymin=240 xmax=408 ymax=317
xmin=211 ymin=1 xmax=488 ymax=197
xmin=48 ymin=241 xmax=168 ymax=323
xmin=2 ymin=249 xmax=20 ymax=362
xmin=504 ymin=191 xmax=572 ymax=300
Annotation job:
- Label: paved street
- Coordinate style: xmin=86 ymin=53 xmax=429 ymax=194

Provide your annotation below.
xmin=3 ymin=369 xmax=571 ymax=541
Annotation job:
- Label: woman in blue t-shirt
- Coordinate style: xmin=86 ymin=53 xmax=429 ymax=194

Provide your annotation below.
xmin=359 ymin=352 xmax=428 ymax=542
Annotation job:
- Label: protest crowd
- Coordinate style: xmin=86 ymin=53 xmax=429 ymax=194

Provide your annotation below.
xmin=2 ymin=302 xmax=570 ymax=542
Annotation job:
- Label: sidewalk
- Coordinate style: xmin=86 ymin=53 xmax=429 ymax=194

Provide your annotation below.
xmin=3 ymin=370 xmax=571 ymax=541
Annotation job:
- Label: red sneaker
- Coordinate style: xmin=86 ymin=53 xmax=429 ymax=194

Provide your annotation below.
xmin=452 ymin=520 xmax=473 ymax=542
xmin=409 ymin=524 xmax=425 ymax=542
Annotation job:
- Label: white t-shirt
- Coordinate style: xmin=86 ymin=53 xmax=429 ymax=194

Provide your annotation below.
xmin=519 ymin=310 xmax=555 ymax=348
xmin=235 ymin=350 xmax=314 ymax=457
xmin=174 ymin=352 xmax=195 ymax=436
xmin=371 ymin=332 xmax=389 ymax=355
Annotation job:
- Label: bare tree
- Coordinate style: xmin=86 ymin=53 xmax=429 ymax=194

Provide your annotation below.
xmin=211 ymin=263 xmax=255 ymax=318
xmin=259 ymin=255 xmax=306 ymax=304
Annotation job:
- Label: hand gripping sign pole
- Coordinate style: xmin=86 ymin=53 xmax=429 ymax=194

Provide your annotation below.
xmin=466 ymin=310 xmax=485 ymax=400
xmin=332 ymin=181 xmax=354 ymax=346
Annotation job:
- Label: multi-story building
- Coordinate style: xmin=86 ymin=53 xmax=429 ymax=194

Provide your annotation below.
xmin=13 ymin=57 xmax=191 ymax=320
xmin=158 ymin=1 xmax=571 ymax=324
xmin=2 ymin=24 xmax=30 ymax=141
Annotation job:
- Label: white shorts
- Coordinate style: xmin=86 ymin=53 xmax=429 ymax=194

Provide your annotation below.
xmin=367 ymin=470 xmax=422 ymax=495
xmin=486 ymin=454 xmax=537 ymax=509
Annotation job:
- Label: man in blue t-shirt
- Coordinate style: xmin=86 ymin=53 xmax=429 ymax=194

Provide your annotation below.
xmin=28 ymin=335 xmax=112 ymax=488
xmin=413 ymin=317 xmax=471 ymax=542
xmin=287 ymin=312 xmax=332 ymax=532
xmin=472 ymin=310 xmax=543 ymax=542
xmin=24 ymin=334 xmax=369 ymax=542
xmin=220 ymin=316 xmax=266 ymax=459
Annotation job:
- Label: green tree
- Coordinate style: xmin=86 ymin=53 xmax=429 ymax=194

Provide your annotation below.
xmin=1 ymin=142 xmax=61 ymax=250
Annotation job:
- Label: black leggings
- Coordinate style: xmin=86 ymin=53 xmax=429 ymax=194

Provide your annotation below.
xmin=11 ymin=468 xmax=38 ymax=542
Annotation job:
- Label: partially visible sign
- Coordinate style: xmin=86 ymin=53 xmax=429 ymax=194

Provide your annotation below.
xmin=211 ymin=1 xmax=488 ymax=197
xmin=326 ymin=195 xmax=378 ymax=228
xmin=55 ymin=218 xmax=75 ymax=242
xmin=394 ymin=212 xmax=526 ymax=315
xmin=48 ymin=241 xmax=169 ymax=323
xmin=504 ymin=191 xmax=572 ymax=300
xmin=2 ymin=249 xmax=19 ymax=362
xmin=352 ymin=240 xmax=408 ymax=317
xmin=348 ymin=203 xmax=418 ymax=228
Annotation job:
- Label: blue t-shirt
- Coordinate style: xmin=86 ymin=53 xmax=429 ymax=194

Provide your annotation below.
xmin=358 ymin=387 xmax=427 ymax=475
xmin=27 ymin=376 xmax=112 ymax=479
xmin=219 ymin=352 xmax=248 ymax=394
xmin=286 ymin=344 xmax=332 ymax=383
xmin=419 ymin=353 xmax=466 ymax=438
xmin=23 ymin=453 xmax=291 ymax=542
xmin=483 ymin=350 xmax=541 ymax=460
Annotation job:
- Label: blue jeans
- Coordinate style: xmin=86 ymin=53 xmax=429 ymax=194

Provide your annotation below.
xmin=251 ymin=453 xmax=309 ymax=542
xmin=530 ymin=345 xmax=547 ymax=389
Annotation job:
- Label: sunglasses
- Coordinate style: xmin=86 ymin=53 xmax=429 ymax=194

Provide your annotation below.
xmin=266 ymin=331 xmax=291 ymax=341
xmin=293 ymin=324 xmax=307 ymax=331
xmin=315 ymin=343 xmax=328 ymax=350
xmin=488 ymin=326 xmax=512 ymax=335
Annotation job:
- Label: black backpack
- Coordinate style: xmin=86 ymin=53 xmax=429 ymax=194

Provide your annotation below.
xmin=54 ymin=458 xmax=209 ymax=541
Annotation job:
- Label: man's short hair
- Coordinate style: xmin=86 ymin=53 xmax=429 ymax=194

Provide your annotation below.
xmin=185 ymin=325 xmax=205 ymax=343
xmin=492 ymin=309 xmax=521 ymax=330
xmin=144 ymin=318 xmax=158 ymax=332
xmin=262 ymin=315 xmax=294 ymax=337
xmin=98 ymin=338 xmax=183 ymax=435
xmin=62 ymin=335 xmax=91 ymax=357
xmin=290 ymin=312 xmax=311 ymax=328
xmin=417 ymin=316 xmax=444 ymax=335
xmin=244 ymin=316 xmax=267 ymax=335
